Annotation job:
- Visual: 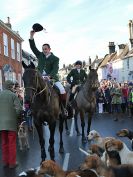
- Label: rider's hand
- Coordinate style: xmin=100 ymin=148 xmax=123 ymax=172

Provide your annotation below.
xmin=30 ymin=30 xmax=35 ymax=39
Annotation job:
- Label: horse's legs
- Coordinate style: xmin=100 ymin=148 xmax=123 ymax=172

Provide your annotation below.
xmin=87 ymin=113 xmax=92 ymax=135
xmin=49 ymin=121 xmax=56 ymax=160
xmin=80 ymin=111 xmax=87 ymax=143
xmin=65 ymin=119 xmax=70 ymax=135
xmin=74 ymin=110 xmax=81 ymax=136
xmin=34 ymin=121 xmax=46 ymax=162
xmin=59 ymin=114 xmax=65 ymax=153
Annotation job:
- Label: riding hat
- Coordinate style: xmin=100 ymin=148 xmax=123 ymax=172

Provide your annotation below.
xmin=75 ymin=60 xmax=82 ymax=66
xmin=32 ymin=23 xmax=45 ymax=32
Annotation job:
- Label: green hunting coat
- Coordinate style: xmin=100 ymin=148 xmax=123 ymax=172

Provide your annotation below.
xmin=0 ymin=89 xmax=22 ymax=131
xmin=67 ymin=68 xmax=87 ymax=86
xmin=29 ymin=39 xmax=59 ymax=81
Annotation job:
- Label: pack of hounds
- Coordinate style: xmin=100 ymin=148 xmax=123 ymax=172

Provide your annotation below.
xmin=17 ymin=128 xmax=133 ymax=177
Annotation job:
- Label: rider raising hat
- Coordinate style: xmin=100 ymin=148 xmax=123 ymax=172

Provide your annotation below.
xmin=29 ymin=29 xmax=67 ymax=115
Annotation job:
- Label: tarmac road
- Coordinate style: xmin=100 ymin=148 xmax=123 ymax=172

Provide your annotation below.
xmin=0 ymin=112 xmax=133 ymax=177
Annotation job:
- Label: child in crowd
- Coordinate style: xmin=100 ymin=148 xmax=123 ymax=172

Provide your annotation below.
xmin=24 ymin=101 xmax=33 ymax=131
xmin=96 ymin=87 xmax=105 ymax=113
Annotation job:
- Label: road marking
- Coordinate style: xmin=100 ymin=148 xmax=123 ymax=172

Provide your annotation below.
xmin=70 ymin=117 xmax=74 ymax=137
xmin=62 ymin=153 xmax=70 ymax=171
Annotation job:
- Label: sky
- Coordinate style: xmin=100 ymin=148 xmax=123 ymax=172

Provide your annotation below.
xmin=1 ymin=0 xmax=133 ymax=68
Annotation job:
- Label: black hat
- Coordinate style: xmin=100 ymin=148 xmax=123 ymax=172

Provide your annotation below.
xmin=32 ymin=23 xmax=45 ymax=32
xmin=75 ymin=60 xmax=82 ymax=66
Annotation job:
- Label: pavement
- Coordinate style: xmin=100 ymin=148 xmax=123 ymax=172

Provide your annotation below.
xmin=0 ymin=112 xmax=133 ymax=177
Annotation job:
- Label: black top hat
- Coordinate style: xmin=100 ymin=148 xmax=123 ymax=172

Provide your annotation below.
xmin=32 ymin=23 xmax=45 ymax=32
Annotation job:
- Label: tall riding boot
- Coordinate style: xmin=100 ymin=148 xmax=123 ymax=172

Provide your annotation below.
xmin=60 ymin=93 xmax=68 ymax=116
xmin=69 ymin=93 xmax=75 ymax=102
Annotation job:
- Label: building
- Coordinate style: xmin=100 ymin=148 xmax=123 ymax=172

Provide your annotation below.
xmin=0 ymin=17 xmax=23 ymax=90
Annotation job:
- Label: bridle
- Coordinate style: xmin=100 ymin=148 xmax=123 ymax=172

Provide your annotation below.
xmin=24 ymin=68 xmax=47 ymax=96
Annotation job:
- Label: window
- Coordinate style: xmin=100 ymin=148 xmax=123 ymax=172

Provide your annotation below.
xmin=3 ymin=33 xmax=8 ymax=56
xmin=11 ymin=38 xmax=15 ymax=59
xmin=17 ymin=43 xmax=20 ymax=61
xmin=18 ymin=73 xmax=21 ymax=87
xmin=12 ymin=72 xmax=16 ymax=82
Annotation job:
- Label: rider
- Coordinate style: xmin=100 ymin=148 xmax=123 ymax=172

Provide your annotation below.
xmin=29 ymin=30 xmax=67 ymax=115
xmin=67 ymin=60 xmax=87 ymax=103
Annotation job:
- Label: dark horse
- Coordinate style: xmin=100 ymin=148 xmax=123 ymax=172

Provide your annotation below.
xmin=73 ymin=63 xmax=101 ymax=143
xmin=22 ymin=61 xmax=65 ymax=161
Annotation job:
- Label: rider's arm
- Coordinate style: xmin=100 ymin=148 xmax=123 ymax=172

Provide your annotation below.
xmin=29 ymin=31 xmax=41 ymax=58
xmin=66 ymin=70 xmax=73 ymax=84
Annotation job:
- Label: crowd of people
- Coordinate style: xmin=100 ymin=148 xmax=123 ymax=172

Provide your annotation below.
xmin=96 ymin=79 xmax=133 ymax=121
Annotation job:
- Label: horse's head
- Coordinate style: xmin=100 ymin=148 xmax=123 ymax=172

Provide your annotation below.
xmin=87 ymin=66 xmax=100 ymax=91
xmin=22 ymin=61 xmax=40 ymax=102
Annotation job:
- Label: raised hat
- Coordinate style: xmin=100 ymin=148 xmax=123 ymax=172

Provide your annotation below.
xmin=32 ymin=23 xmax=45 ymax=32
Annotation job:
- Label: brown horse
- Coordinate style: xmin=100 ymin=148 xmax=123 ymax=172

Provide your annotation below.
xmin=22 ymin=61 xmax=65 ymax=161
xmin=73 ymin=63 xmax=101 ymax=143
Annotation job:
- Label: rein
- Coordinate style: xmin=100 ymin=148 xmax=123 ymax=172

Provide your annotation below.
xmin=24 ymin=68 xmax=47 ymax=96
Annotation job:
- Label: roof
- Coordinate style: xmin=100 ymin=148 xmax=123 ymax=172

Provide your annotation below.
xmin=22 ymin=50 xmax=37 ymax=61
xmin=99 ymin=54 xmax=110 ymax=67
xmin=115 ymin=44 xmax=129 ymax=60
xmin=0 ymin=19 xmax=24 ymax=42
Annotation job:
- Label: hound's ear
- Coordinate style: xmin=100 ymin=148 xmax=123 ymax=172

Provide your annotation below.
xmin=22 ymin=61 xmax=28 ymax=69
xmin=117 ymin=140 xmax=123 ymax=150
xmin=30 ymin=61 xmax=35 ymax=69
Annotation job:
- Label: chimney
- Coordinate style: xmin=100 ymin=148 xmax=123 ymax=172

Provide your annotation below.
xmin=129 ymin=20 xmax=133 ymax=48
xmin=118 ymin=44 xmax=126 ymax=54
xmin=108 ymin=42 xmax=115 ymax=54
xmin=5 ymin=17 xmax=12 ymax=29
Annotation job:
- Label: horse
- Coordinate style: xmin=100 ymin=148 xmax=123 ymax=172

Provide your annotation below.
xmin=22 ymin=61 xmax=65 ymax=162
xmin=73 ymin=63 xmax=101 ymax=143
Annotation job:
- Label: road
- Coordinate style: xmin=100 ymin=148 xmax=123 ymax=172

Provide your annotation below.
xmin=0 ymin=112 xmax=133 ymax=177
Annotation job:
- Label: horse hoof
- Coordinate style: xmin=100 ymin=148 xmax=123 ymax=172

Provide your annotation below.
xmin=59 ymin=147 xmax=64 ymax=153
xmin=77 ymin=132 xmax=81 ymax=136
xmin=66 ymin=130 xmax=70 ymax=135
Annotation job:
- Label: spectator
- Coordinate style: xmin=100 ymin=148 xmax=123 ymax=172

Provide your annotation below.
xmin=24 ymin=101 xmax=33 ymax=131
xmin=128 ymin=82 xmax=133 ymax=118
xmin=121 ymin=83 xmax=129 ymax=114
xmin=0 ymin=80 xmax=22 ymax=168
xmin=96 ymin=87 xmax=105 ymax=113
xmin=110 ymin=83 xmax=122 ymax=121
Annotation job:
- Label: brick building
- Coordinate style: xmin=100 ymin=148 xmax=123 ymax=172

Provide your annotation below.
xmin=0 ymin=17 xmax=23 ymax=90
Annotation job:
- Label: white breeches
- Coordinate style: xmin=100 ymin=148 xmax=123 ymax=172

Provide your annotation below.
xmin=55 ymin=81 xmax=66 ymax=94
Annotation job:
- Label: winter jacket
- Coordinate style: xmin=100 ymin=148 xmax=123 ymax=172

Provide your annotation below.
xmin=0 ymin=88 xmax=22 ymax=131
xmin=67 ymin=68 xmax=87 ymax=86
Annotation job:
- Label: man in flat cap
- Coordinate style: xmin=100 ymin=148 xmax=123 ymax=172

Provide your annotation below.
xmin=0 ymin=80 xmax=22 ymax=168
